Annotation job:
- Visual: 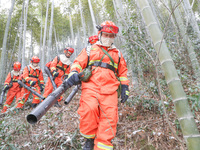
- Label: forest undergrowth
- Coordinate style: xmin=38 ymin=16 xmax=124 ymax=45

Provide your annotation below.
xmin=0 ymin=74 xmax=200 ymax=150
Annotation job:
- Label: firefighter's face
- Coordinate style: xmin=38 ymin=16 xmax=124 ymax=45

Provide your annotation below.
xmin=65 ymin=51 xmax=72 ymax=58
xmin=32 ymin=62 xmax=39 ymax=67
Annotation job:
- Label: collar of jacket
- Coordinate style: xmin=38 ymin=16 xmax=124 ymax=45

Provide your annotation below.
xmin=11 ymin=70 xmax=22 ymax=76
xmin=59 ymin=54 xmax=71 ymax=65
xmin=29 ymin=64 xmax=40 ymax=70
xmin=95 ymin=41 xmax=117 ymax=50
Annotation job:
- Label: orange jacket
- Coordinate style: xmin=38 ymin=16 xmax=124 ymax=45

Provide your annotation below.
xmin=23 ymin=65 xmax=44 ymax=84
xmin=4 ymin=70 xmax=22 ymax=90
xmin=50 ymin=55 xmax=71 ymax=77
xmin=71 ymin=44 xmax=129 ymax=94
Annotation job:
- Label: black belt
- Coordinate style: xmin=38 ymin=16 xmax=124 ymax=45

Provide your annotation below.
xmin=90 ymin=62 xmax=115 ymax=72
xmin=29 ymin=75 xmax=38 ymax=78
xmin=56 ymin=66 xmax=65 ymax=72
xmin=12 ymin=80 xmax=18 ymax=82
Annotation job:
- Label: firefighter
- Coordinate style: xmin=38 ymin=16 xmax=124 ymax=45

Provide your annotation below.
xmin=16 ymin=56 xmax=44 ymax=108
xmin=88 ymin=35 xmax=99 ymax=45
xmin=66 ymin=21 xmax=129 ymax=150
xmin=1 ymin=62 xmax=23 ymax=113
xmin=43 ymin=47 xmax=74 ymax=107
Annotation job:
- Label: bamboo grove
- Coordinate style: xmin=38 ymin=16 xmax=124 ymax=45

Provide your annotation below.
xmin=0 ymin=0 xmax=200 ymax=149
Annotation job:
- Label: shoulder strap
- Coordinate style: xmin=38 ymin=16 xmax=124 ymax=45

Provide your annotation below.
xmin=117 ymin=49 xmax=121 ymax=75
xmin=86 ymin=46 xmax=92 ymax=68
xmin=86 ymin=46 xmax=91 ymax=56
xmin=57 ymin=55 xmax=60 ymax=63
xmin=118 ymin=49 xmax=121 ymax=58
xmin=10 ymin=71 xmax=13 ymax=79
xmin=100 ymin=47 xmax=115 ymax=65
xmin=9 ymin=71 xmax=14 ymax=85
xmin=20 ymin=70 xmax=23 ymax=75
xmin=101 ymin=47 xmax=122 ymax=75
xmin=27 ymin=65 xmax=30 ymax=73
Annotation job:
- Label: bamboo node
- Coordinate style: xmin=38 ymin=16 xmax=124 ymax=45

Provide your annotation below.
xmin=178 ymin=116 xmax=194 ymax=121
xmin=140 ymin=6 xmax=150 ymax=12
xmin=160 ymin=59 xmax=173 ymax=65
xmin=146 ymin=22 xmax=157 ymax=29
xmin=166 ymin=78 xmax=180 ymax=84
xmin=173 ymin=97 xmax=187 ymax=102
xmin=184 ymin=134 xmax=200 ymax=139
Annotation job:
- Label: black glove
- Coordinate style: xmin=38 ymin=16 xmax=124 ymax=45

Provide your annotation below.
xmin=52 ymin=71 xmax=59 ymax=78
xmin=121 ymin=84 xmax=129 ymax=103
xmin=28 ymin=80 xmax=36 ymax=86
xmin=66 ymin=71 xmax=81 ymax=87
xmin=3 ymin=84 xmax=9 ymax=91
xmin=40 ymin=84 xmax=45 ymax=92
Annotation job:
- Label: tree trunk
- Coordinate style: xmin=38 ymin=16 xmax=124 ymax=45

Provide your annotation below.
xmin=39 ymin=4 xmax=43 ymax=61
xmin=88 ymin=0 xmax=96 ymax=33
xmin=47 ymin=0 xmax=54 ymax=62
xmin=22 ymin=0 xmax=30 ymax=69
xmin=41 ymin=0 xmax=49 ymax=69
xmin=181 ymin=0 xmax=200 ymax=39
xmin=8 ymin=27 xmax=19 ymax=74
xmin=54 ymin=27 xmax=59 ymax=55
xmin=30 ymin=29 xmax=33 ymax=59
xmin=79 ymin=0 xmax=87 ymax=46
xmin=0 ymin=0 xmax=15 ymax=85
xmin=18 ymin=0 xmax=25 ymax=62
xmin=137 ymin=0 xmax=200 ymax=149
xmin=66 ymin=0 xmax=75 ymax=54
xmin=169 ymin=0 xmax=200 ymax=81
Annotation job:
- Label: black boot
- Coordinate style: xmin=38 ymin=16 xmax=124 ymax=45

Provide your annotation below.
xmin=83 ymin=138 xmax=94 ymax=150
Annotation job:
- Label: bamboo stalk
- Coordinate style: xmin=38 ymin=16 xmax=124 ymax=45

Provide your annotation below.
xmin=136 ymin=0 xmax=200 ymax=149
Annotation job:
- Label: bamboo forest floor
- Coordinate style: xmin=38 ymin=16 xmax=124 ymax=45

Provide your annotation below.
xmin=0 ymin=83 xmax=199 ymax=150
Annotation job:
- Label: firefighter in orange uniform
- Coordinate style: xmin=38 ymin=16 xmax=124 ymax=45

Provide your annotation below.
xmin=16 ymin=56 xmax=44 ymax=108
xmin=66 ymin=21 xmax=129 ymax=150
xmin=43 ymin=47 xmax=74 ymax=106
xmin=1 ymin=62 xmax=23 ymax=113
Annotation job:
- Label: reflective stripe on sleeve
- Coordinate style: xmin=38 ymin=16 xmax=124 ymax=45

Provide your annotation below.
xmin=71 ymin=64 xmax=82 ymax=72
xmin=25 ymin=77 xmax=29 ymax=81
xmin=126 ymin=91 xmax=129 ymax=95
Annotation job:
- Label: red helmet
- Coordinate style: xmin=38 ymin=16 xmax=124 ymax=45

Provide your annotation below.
xmin=88 ymin=35 xmax=99 ymax=44
xmin=97 ymin=21 xmax=119 ymax=35
xmin=30 ymin=56 xmax=40 ymax=63
xmin=64 ymin=47 xmax=74 ymax=54
xmin=13 ymin=62 xmax=21 ymax=71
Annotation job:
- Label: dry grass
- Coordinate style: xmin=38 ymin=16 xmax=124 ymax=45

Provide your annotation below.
xmin=1 ymin=85 xmax=196 ymax=150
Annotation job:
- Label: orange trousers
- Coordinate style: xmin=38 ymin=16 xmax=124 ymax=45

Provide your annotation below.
xmin=43 ymin=77 xmax=63 ymax=101
xmin=16 ymin=83 xmax=41 ymax=108
xmin=4 ymin=87 xmax=21 ymax=105
xmin=77 ymin=89 xmax=118 ymax=150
